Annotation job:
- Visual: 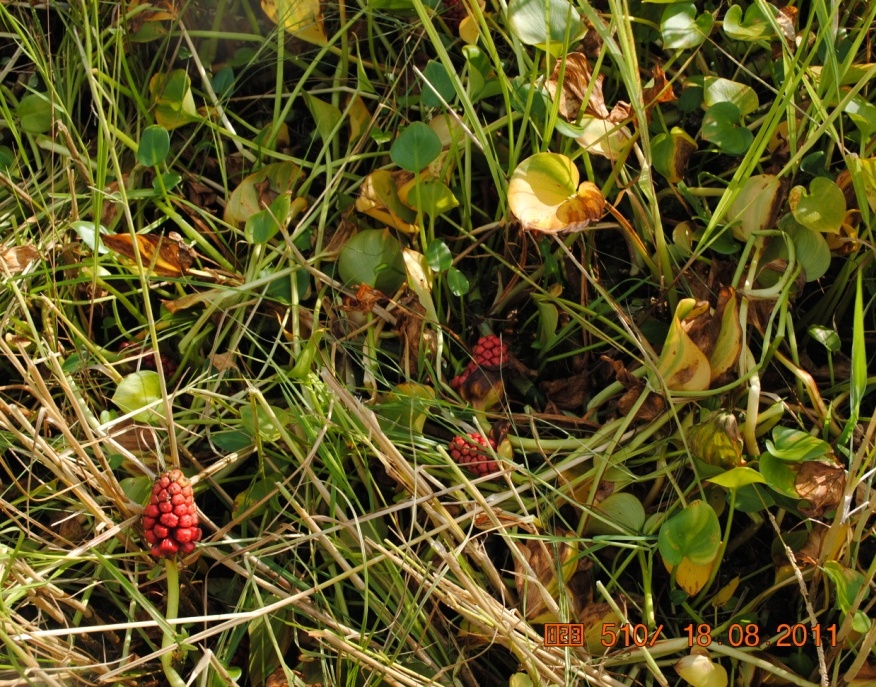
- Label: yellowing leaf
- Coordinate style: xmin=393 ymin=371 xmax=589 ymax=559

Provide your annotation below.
xmin=675 ymin=648 xmax=729 ymax=687
xmin=102 ymin=233 xmax=193 ymax=277
xmin=224 ymin=161 xmax=307 ymax=229
xmin=508 ymin=153 xmax=605 ymax=233
xmin=581 ymin=603 xmax=622 ymax=655
xmin=149 ymin=70 xmax=200 ymax=130
xmin=710 ymin=576 xmax=740 ymax=608
xmin=665 ymin=555 xmax=718 ymax=596
xmin=575 ymin=116 xmax=633 ymax=160
xmin=356 ymin=170 xmax=418 ymax=234
xmin=727 ymin=173 xmax=784 ymax=242
xmin=261 ymin=0 xmax=327 ymax=45
xmin=654 ymin=298 xmax=712 ymax=392
xmin=708 ymin=288 xmax=742 ymax=382
xmin=347 ymin=95 xmax=372 ymax=143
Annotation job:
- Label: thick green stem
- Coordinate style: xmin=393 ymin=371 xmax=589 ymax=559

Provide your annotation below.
xmin=161 ymin=559 xmax=187 ymax=687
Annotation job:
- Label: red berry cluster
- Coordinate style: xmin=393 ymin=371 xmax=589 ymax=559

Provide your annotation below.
xmin=143 ymin=469 xmax=201 ymax=558
xmin=451 ymin=335 xmax=508 ymax=390
xmin=448 ymin=433 xmax=499 ymax=477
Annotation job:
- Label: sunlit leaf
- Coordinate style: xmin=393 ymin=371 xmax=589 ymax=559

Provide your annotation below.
xmin=823 ymin=561 xmax=868 ymax=616
xmin=391 ymin=122 xmax=442 ymax=173
xmin=654 ymin=298 xmax=712 ymax=392
xmin=708 ymin=467 xmax=765 ymax=490
xmin=113 ymin=371 xmax=166 ymax=424
xmin=585 ymin=492 xmax=646 ymax=535
xmin=261 ymin=0 xmax=327 ymax=45
xmin=789 ymin=177 xmax=846 ymax=234
xmin=658 ymin=500 xmax=721 ymax=567
xmin=661 ymin=3 xmax=714 ymax=50
xmin=400 ymin=179 xmax=459 ymax=216
xmin=766 ymin=427 xmax=832 ymax=462
xmin=508 ymin=153 xmax=604 ymax=233
xmin=698 ymin=76 xmax=759 ymax=115
xmin=676 ymin=648 xmax=729 ymax=687
xmin=72 ymin=220 xmax=110 ymax=254
xmin=652 ymin=127 xmax=698 ymax=182
xmin=710 ymin=576 xmax=740 ymax=608
xmin=708 ymin=288 xmax=742 ymax=381
xmin=689 ymin=411 xmax=744 ymax=467
xmin=722 ymin=4 xmax=778 ymax=41
xmin=668 ymin=555 xmax=719 ymax=596
xmin=575 ymin=116 xmax=633 ymax=160
xmin=808 ymin=325 xmax=841 ymax=353
xmin=507 ymin=0 xmax=584 ymax=55
xmin=224 ymin=161 xmax=307 ymax=229
xmin=758 ymin=452 xmax=799 ymax=499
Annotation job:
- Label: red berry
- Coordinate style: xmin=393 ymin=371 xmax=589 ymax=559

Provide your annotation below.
xmin=451 ymin=335 xmax=508 ymax=390
xmin=448 ymin=433 xmax=500 ymax=477
xmin=142 ymin=469 xmax=201 ymax=559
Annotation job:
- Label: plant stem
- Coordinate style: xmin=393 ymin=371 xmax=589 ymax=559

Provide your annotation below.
xmin=161 ymin=559 xmax=187 ymax=687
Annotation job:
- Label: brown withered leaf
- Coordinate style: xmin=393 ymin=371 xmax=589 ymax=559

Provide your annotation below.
xmin=602 ymin=356 xmax=666 ymax=421
xmin=642 ymin=64 xmax=675 ymax=108
xmin=473 ymin=508 xmax=539 ymax=532
xmin=394 ymin=291 xmax=436 ymax=377
xmin=1 ymin=244 xmax=39 ymax=274
xmin=102 ymin=233 xmax=194 ymax=277
xmin=540 ymin=371 xmax=589 ymax=411
xmin=515 ymin=533 xmax=582 ymax=622
xmin=546 ymin=52 xmax=605 ymax=121
xmin=796 ymin=461 xmax=845 ymax=517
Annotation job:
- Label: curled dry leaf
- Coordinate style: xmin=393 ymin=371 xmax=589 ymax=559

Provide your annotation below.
xmin=642 ymin=64 xmax=676 ymax=109
xmin=1 ymin=245 xmax=39 ymax=274
xmin=602 ymin=356 xmax=666 ymax=422
xmin=796 ymin=461 xmax=845 ymax=517
xmin=102 ymin=233 xmax=194 ymax=277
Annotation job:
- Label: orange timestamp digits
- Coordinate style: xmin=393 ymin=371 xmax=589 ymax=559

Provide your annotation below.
xmin=685 ymin=623 xmax=838 ymax=648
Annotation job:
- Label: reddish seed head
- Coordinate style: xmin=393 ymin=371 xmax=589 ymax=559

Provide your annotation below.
xmin=142 ymin=469 xmax=201 ymax=559
xmin=451 ymin=335 xmax=508 ymax=390
xmin=448 ymin=433 xmax=500 ymax=477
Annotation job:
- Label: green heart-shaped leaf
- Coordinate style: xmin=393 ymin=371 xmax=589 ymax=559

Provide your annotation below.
xmin=789 ymin=177 xmax=846 ymax=234
xmin=661 ymin=3 xmax=714 ymax=50
xmin=702 ymin=101 xmax=753 ymax=155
